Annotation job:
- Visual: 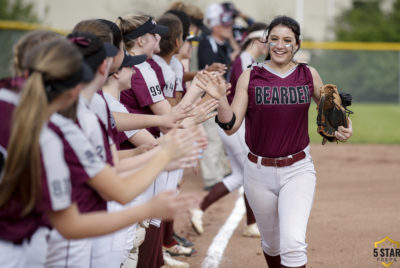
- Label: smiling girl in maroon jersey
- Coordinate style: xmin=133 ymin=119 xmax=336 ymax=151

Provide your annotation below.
xmin=211 ymin=15 xmax=353 ymax=268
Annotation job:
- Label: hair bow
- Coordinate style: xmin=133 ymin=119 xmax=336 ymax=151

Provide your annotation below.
xmin=69 ymin=36 xmax=91 ymax=47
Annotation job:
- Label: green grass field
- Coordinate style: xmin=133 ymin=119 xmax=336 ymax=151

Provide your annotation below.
xmin=308 ymin=103 xmax=400 ymax=144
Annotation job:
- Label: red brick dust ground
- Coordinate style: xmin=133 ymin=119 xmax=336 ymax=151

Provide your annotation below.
xmin=173 ymin=144 xmax=400 ymax=268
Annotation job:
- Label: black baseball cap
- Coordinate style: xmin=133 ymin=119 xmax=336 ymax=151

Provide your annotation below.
xmin=67 ymin=32 xmax=118 ymax=72
xmin=42 ymin=62 xmax=94 ymax=100
xmin=166 ymin=9 xmax=191 ymax=41
xmin=120 ymin=50 xmax=147 ymax=68
xmin=103 ymin=43 xmax=118 ymax=57
xmin=80 ymin=63 xmax=95 ymax=83
xmin=123 ymin=17 xmax=168 ymax=41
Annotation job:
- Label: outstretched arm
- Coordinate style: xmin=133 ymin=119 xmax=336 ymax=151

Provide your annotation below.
xmin=216 ymin=70 xmax=250 ymax=135
xmin=113 ymin=103 xmax=192 ymax=132
xmin=48 ymin=191 xmax=199 ymax=239
xmin=88 ymin=128 xmax=201 ymax=205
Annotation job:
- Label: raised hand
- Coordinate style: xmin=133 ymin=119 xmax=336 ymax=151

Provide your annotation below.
xmin=183 ymin=98 xmax=219 ymax=127
xmin=166 ymin=153 xmax=200 ymax=170
xmin=161 ymin=101 xmax=196 ymax=129
xmin=204 ymin=63 xmax=227 ymax=75
xmin=148 ymin=191 xmax=200 ymax=220
xmin=160 ymin=127 xmax=202 ymax=161
xmin=335 ymin=117 xmax=353 ymax=142
xmin=194 ymin=71 xmax=231 ymax=100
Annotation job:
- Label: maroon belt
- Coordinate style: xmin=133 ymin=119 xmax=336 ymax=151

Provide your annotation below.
xmin=247 ymin=151 xmax=306 ymax=167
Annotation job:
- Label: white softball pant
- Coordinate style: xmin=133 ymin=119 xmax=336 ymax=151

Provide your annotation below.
xmin=108 ymin=173 xmax=163 ymax=265
xmin=122 ymin=169 xmax=180 ymax=262
xmin=218 ymin=121 xmax=249 ymax=192
xmin=0 ymin=227 xmax=49 ymax=268
xmin=244 ymin=145 xmax=316 ymax=267
xmin=45 ymin=229 xmax=91 ymax=268
xmin=200 ymin=117 xmax=231 ymax=187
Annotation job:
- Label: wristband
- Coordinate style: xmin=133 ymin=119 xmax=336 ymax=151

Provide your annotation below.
xmin=215 ymin=112 xmax=236 ymax=130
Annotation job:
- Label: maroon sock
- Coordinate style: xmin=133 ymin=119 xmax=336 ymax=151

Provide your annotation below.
xmin=162 ymin=220 xmax=177 ymax=247
xmin=200 ymin=182 xmax=230 ymax=211
xmin=263 ymin=252 xmax=281 ymax=268
xmin=244 ymin=193 xmax=256 ymax=225
xmin=137 ymin=225 xmax=163 ymax=268
xmin=281 ymin=265 xmax=305 ymax=268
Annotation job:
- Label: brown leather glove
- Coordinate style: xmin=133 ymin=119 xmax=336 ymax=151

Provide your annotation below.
xmin=317 ymin=84 xmax=353 ymax=145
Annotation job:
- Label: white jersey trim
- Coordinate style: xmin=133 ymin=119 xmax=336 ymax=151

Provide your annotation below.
xmin=136 ymin=61 xmax=165 ymax=103
xmin=50 ymin=113 xmax=106 ymax=179
xmin=262 ymin=61 xmax=298 ymax=78
xmin=40 ymin=123 xmax=72 ymax=211
xmin=152 ymin=55 xmax=176 ymax=98
xmin=102 ymin=91 xmax=139 ymax=139
xmin=0 ymin=88 xmax=19 ymax=105
xmin=170 ymin=56 xmax=184 ymax=92
xmin=77 ymin=96 xmax=108 ymax=163
xmin=240 ymin=51 xmax=254 ymax=71
xmin=90 ymin=93 xmax=109 ymax=130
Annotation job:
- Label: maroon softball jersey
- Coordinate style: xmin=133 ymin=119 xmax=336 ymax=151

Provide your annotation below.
xmin=147 ymin=58 xmax=166 ymax=98
xmin=76 ymin=96 xmax=114 ymax=166
xmin=170 ymin=56 xmax=186 ymax=96
xmin=49 ymin=113 xmax=106 ymax=213
xmin=91 ymin=91 xmax=127 ymax=150
xmin=0 ymin=88 xmax=19 ymax=156
xmin=0 ymin=78 xmax=25 ymax=159
xmin=0 ymin=116 xmax=73 ymax=243
xmin=228 ymin=51 xmax=254 ymax=104
xmin=152 ymin=55 xmax=176 ymax=99
xmin=100 ymin=91 xmax=139 ymax=146
xmin=246 ymin=63 xmax=314 ymax=158
xmin=120 ymin=61 xmax=165 ymax=139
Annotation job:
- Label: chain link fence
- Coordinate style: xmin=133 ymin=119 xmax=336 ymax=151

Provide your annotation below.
xmin=0 ymin=21 xmax=66 ymax=78
xmin=300 ymin=41 xmax=400 ymax=103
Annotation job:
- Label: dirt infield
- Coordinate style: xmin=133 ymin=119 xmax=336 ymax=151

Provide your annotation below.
xmin=173 ymin=144 xmax=400 ymax=268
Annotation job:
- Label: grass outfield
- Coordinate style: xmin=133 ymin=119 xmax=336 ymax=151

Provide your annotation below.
xmin=308 ymin=103 xmax=400 ymax=144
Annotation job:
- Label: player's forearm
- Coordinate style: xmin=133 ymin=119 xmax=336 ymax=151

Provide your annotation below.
xmin=128 ymin=129 xmax=157 ymax=147
xmin=217 ymin=96 xmax=233 ymax=122
xmin=217 ymin=97 xmax=240 ymax=135
xmin=88 ymin=148 xmax=171 ymax=205
xmin=49 ymin=203 xmax=152 ymax=239
xmin=117 ymin=148 xmax=141 ymax=159
xmin=116 ymin=146 xmax=161 ymax=173
xmin=113 ymin=112 xmax=165 ymax=131
xmin=179 ymin=84 xmax=203 ymax=107
xmin=117 ymin=148 xmax=172 ymax=203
